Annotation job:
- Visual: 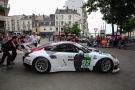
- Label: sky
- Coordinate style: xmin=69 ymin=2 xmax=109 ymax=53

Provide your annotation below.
xmin=8 ymin=0 xmax=116 ymax=34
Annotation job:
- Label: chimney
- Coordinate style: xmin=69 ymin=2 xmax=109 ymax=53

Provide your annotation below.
xmin=43 ymin=14 xmax=45 ymax=19
xmin=66 ymin=6 xmax=68 ymax=13
xmin=32 ymin=13 xmax=36 ymax=21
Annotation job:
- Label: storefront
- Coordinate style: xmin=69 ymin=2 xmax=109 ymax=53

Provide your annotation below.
xmin=0 ymin=21 xmax=5 ymax=34
xmin=40 ymin=32 xmax=54 ymax=37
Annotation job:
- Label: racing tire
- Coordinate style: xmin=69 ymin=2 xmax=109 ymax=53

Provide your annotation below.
xmin=33 ymin=58 xmax=51 ymax=73
xmin=96 ymin=58 xmax=113 ymax=73
xmin=23 ymin=63 xmax=31 ymax=69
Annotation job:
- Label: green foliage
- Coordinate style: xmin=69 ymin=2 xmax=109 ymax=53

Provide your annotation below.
xmin=83 ymin=0 xmax=135 ymax=36
xmin=70 ymin=22 xmax=81 ymax=36
xmin=123 ymin=17 xmax=135 ymax=33
xmin=63 ymin=22 xmax=81 ymax=36
xmin=63 ymin=23 xmax=71 ymax=35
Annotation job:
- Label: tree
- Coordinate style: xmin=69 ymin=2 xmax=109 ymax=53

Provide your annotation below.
xmin=83 ymin=0 xmax=135 ymax=36
xmin=70 ymin=22 xmax=81 ymax=36
xmin=63 ymin=22 xmax=81 ymax=36
xmin=123 ymin=17 xmax=135 ymax=37
xmin=63 ymin=23 xmax=71 ymax=35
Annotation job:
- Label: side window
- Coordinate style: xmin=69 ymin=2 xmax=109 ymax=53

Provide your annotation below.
xmin=56 ymin=44 xmax=78 ymax=53
xmin=44 ymin=46 xmax=53 ymax=51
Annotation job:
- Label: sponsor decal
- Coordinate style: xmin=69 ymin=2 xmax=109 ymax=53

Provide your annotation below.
xmin=81 ymin=54 xmax=91 ymax=68
xmin=68 ymin=56 xmax=75 ymax=61
xmin=84 ymin=53 xmax=89 ymax=57
xmin=93 ymin=55 xmax=97 ymax=59
xmin=74 ymin=53 xmax=91 ymax=71
xmin=100 ymin=52 xmax=109 ymax=56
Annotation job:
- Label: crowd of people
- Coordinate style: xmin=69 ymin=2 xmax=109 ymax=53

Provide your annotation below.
xmin=86 ymin=35 xmax=133 ymax=48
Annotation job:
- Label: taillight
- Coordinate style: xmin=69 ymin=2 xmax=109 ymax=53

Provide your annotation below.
xmin=24 ymin=53 xmax=30 ymax=57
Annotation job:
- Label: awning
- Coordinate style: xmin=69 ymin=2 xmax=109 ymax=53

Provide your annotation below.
xmin=0 ymin=29 xmax=4 ymax=32
xmin=132 ymin=36 xmax=135 ymax=39
xmin=105 ymin=34 xmax=119 ymax=36
xmin=53 ymin=32 xmax=64 ymax=35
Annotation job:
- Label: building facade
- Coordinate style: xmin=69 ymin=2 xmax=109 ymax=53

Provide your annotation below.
xmin=40 ymin=14 xmax=55 ymax=36
xmin=6 ymin=15 xmax=23 ymax=34
xmin=0 ymin=0 xmax=10 ymax=35
xmin=5 ymin=14 xmax=48 ymax=35
xmin=55 ymin=8 xmax=81 ymax=33
xmin=20 ymin=15 xmax=32 ymax=34
xmin=65 ymin=0 xmax=88 ymax=36
xmin=32 ymin=20 xmax=40 ymax=34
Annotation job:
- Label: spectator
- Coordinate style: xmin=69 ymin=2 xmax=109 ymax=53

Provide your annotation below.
xmin=37 ymin=35 xmax=41 ymax=44
xmin=30 ymin=32 xmax=38 ymax=47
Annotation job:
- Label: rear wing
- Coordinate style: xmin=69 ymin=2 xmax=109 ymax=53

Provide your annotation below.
xmin=19 ymin=42 xmax=36 ymax=53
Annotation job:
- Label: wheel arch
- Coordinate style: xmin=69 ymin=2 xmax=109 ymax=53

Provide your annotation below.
xmin=32 ymin=56 xmax=51 ymax=68
xmin=94 ymin=57 xmax=114 ymax=71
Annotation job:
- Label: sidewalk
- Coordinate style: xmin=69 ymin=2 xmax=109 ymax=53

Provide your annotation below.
xmin=97 ymin=42 xmax=135 ymax=51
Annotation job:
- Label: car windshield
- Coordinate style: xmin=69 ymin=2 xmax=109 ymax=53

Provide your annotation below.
xmin=74 ymin=43 xmax=91 ymax=53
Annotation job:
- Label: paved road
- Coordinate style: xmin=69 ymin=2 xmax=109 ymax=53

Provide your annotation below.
xmin=0 ymin=39 xmax=135 ymax=90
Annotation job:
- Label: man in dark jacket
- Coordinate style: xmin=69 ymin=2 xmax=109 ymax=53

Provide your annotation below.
xmin=0 ymin=36 xmax=20 ymax=69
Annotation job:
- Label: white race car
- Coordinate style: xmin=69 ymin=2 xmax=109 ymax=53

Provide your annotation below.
xmin=21 ymin=41 xmax=120 ymax=74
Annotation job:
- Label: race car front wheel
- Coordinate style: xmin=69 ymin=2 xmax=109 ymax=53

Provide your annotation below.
xmin=96 ymin=58 xmax=113 ymax=73
xmin=33 ymin=57 xmax=51 ymax=73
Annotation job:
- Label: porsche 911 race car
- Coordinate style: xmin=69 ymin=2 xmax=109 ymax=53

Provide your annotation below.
xmin=21 ymin=41 xmax=120 ymax=74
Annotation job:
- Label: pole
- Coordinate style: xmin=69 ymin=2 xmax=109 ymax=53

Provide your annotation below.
xmin=59 ymin=11 xmax=60 ymax=36
xmin=103 ymin=21 xmax=104 ymax=30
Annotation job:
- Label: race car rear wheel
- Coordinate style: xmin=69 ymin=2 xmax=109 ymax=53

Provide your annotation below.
xmin=96 ymin=58 xmax=113 ymax=73
xmin=33 ymin=57 xmax=51 ymax=73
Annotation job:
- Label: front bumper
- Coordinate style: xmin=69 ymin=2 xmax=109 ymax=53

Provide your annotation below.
xmin=22 ymin=56 xmax=32 ymax=68
xmin=112 ymin=64 xmax=120 ymax=73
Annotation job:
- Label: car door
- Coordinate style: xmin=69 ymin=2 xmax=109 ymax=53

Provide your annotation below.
xmin=54 ymin=44 xmax=78 ymax=69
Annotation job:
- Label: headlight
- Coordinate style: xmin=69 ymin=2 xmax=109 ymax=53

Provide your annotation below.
xmin=111 ymin=54 xmax=116 ymax=59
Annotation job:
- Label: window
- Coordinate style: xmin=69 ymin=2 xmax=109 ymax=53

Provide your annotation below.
xmin=61 ymin=28 xmax=63 ymax=32
xmin=8 ymin=27 xmax=10 ymax=30
xmin=12 ymin=27 xmax=15 ymax=31
xmin=56 ymin=15 xmax=58 ymax=19
xmin=49 ymin=22 xmax=51 ymax=25
xmin=68 ymin=21 xmax=71 ymax=25
xmin=56 ymin=21 xmax=58 ymax=25
xmin=54 ymin=44 xmax=77 ymax=53
xmin=36 ymin=28 xmax=38 ymax=32
xmin=28 ymin=21 xmax=30 ymax=25
xmin=56 ymin=28 xmax=58 ymax=31
xmin=37 ymin=23 xmax=39 ymax=26
xmin=28 ymin=26 xmax=30 ymax=30
xmin=18 ymin=27 xmax=20 ymax=30
xmin=61 ymin=15 xmax=64 ymax=19
xmin=69 ymin=15 xmax=71 ymax=19
xmin=50 ymin=28 xmax=52 ymax=30
xmin=61 ymin=21 xmax=63 ymax=25
xmin=23 ymin=22 xmax=25 ymax=25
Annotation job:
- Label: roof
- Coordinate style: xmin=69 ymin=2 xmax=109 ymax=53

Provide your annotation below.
xmin=55 ymin=9 xmax=80 ymax=15
xmin=51 ymin=41 xmax=76 ymax=45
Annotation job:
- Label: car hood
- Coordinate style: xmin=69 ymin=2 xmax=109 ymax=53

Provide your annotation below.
xmin=91 ymin=51 xmax=112 ymax=57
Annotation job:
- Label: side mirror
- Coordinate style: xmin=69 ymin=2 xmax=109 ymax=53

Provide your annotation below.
xmin=78 ymin=50 xmax=84 ymax=54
